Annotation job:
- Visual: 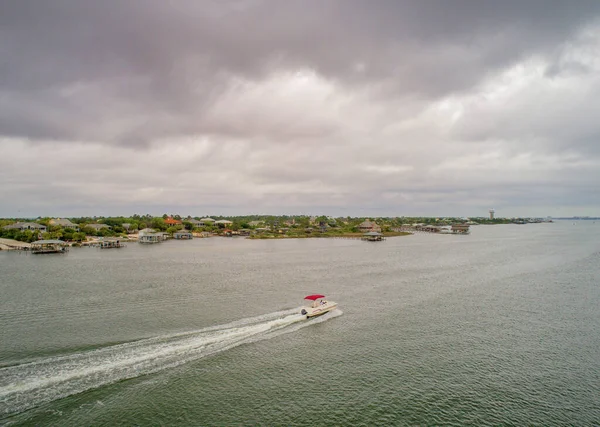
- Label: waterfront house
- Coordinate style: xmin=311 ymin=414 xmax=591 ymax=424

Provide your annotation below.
xmin=199 ymin=218 xmax=216 ymax=226
xmin=358 ymin=220 xmax=382 ymax=233
xmin=49 ymin=218 xmax=79 ymax=230
xmin=3 ymin=222 xmax=47 ymax=232
xmin=185 ymin=218 xmax=204 ymax=229
xmin=164 ymin=216 xmax=182 ymax=227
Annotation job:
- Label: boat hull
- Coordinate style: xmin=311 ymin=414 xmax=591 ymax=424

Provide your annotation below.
xmin=301 ymin=302 xmax=337 ymax=318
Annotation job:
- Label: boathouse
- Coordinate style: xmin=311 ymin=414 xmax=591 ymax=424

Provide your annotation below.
xmin=174 ymin=230 xmax=193 ymax=240
xmin=31 ymin=239 xmax=68 ymax=254
xmin=362 ymin=231 xmax=385 ymax=241
xmin=451 ymin=224 xmax=470 ymax=234
xmin=100 ymin=238 xmax=125 ymax=248
xmin=139 ymin=233 xmax=161 ymax=244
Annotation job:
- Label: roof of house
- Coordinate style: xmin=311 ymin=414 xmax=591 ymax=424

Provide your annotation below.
xmin=50 ymin=218 xmax=78 ymax=227
xmin=200 ymin=218 xmax=216 ymax=222
xmin=214 ymin=220 xmax=233 ymax=224
xmin=3 ymin=222 xmax=46 ymax=229
xmin=358 ymin=220 xmax=377 ymax=228
xmin=164 ymin=217 xmax=182 ymax=225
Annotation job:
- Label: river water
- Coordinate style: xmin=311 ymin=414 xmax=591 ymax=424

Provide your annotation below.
xmin=1 ymin=222 xmax=599 ymax=426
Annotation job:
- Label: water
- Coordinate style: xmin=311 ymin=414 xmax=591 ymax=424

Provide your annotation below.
xmin=1 ymin=222 xmax=599 ymax=426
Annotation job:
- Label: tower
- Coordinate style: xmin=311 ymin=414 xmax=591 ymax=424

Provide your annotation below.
xmin=489 ymin=209 xmax=495 ymax=220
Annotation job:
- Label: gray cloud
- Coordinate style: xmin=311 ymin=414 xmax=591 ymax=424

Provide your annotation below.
xmin=1 ymin=1 xmax=600 ymax=216
xmin=2 ymin=0 xmax=599 ymax=144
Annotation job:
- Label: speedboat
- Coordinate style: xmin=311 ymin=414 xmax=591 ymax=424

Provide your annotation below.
xmin=300 ymin=294 xmax=337 ymax=319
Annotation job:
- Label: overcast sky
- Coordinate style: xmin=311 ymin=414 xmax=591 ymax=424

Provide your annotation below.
xmin=2 ymin=0 xmax=600 ymax=218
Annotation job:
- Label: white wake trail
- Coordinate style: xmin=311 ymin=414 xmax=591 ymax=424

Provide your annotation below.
xmin=0 ymin=308 xmax=342 ymax=416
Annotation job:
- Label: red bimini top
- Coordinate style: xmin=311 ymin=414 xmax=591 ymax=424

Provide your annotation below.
xmin=304 ymin=294 xmax=326 ymax=301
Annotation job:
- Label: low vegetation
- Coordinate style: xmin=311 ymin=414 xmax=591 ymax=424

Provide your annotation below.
xmin=0 ymin=213 xmax=531 ymax=243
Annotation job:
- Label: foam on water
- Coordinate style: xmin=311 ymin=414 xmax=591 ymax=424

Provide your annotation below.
xmin=0 ymin=308 xmax=342 ymax=415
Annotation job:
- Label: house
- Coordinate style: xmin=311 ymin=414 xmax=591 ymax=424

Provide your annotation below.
xmin=199 ymin=218 xmax=216 ymax=226
xmin=3 ymin=222 xmax=47 ymax=232
xmin=164 ymin=216 xmax=182 ymax=227
xmin=358 ymin=220 xmax=381 ymax=233
xmin=185 ymin=218 xmax=204 ymax=229
xmin=214 ymin=219 xmax=233 ymax=227
xmin=248 ymin=221 xmax=263 ymax=227
xmin=49 ymin=218 xmax=79 ymax=230
xmin=86 ymin=224 xmax=110 ymax=231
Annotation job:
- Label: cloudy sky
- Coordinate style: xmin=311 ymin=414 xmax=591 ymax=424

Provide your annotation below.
xmin=2 ymin=0 xmax=600 ymax=218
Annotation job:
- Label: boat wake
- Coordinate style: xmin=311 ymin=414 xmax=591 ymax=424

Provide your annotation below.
xmin=0 ymin=308 xmax=342 ymax=416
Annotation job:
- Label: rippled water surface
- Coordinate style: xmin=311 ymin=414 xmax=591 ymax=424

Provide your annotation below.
xmin=1 ymin=222 xmax=599 ymax=426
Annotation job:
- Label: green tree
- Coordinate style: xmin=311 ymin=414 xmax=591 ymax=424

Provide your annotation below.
xmin=152 ymin=218 xmax=167 ymax=231
xmin=72 ymin=232 xmax=87 ymax=242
